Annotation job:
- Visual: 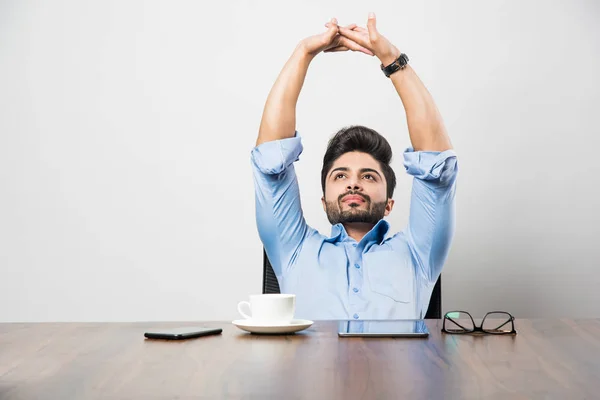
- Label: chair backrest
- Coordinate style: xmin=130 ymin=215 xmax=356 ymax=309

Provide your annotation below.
xmin=262 ymin=249 xmax=282 ymax=294
xmin=262 ymin=249 xmax=442 ymax=319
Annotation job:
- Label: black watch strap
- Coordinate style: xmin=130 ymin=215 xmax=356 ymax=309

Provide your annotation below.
xmin=381 ymin=53 xmax=409 ymax=77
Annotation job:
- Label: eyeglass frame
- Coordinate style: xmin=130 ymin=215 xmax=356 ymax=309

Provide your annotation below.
xmin=441 ymin=310 xmax=517 ymax=335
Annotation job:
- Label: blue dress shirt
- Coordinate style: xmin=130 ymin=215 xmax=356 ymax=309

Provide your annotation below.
xmin=251 ymin=131 xmax=458 ymax=320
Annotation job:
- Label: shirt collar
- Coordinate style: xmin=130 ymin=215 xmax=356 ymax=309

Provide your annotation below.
xmin=327 ymin=219 xmax=391 ymax=246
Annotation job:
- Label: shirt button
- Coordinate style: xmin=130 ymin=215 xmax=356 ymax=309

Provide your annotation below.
xmin=353 ymin=287 xmax=359 ymax=293
xmin=354 ymin=263 xmax=361 ymax=269
xmin=352 ymin=243 xmax=357 ymax=247
xmin=353 ymin=313 xmax=359 ymax=319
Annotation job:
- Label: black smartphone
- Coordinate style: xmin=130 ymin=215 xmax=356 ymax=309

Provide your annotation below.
xmin=144 ymin=327 xmax=222 ymax=340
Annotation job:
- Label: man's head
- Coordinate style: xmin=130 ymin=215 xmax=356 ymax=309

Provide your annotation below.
xmin=320 ymin=125 xmax=396 ymax=226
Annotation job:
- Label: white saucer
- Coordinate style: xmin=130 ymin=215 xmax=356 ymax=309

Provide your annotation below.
xmin=232 ymin=319 xmax=314 ymax=334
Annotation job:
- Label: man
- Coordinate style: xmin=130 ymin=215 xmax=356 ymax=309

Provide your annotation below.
xmin=250 ymin=13 xmax=458 ymax=320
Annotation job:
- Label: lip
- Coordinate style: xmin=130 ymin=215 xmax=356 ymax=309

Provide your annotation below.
xmin=342 ymin=195 xmax=366 ymax=203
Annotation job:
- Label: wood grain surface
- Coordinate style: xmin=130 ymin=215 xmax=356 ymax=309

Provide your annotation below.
xmin=1 ymin=319 xmax=599 ymax=399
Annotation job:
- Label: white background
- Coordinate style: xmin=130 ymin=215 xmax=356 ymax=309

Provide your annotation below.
xmin=1 ymin=0 xmax=598 ymax=321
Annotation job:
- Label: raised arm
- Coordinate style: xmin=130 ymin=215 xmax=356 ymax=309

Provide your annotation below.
xmin=256 ymin=19 xmax=372 ymax=147
xmin=333 ymin=13 xmax=452 ymax=152
xmin=255 ymin=46 xmax=311 ymax=147
xmin=384 ymin=56 xmax=452 ymax=152
xmin=333 ymin=14 xmax=457 ymax=283
xmin=253 ymin=19 xmax=373 ymax=277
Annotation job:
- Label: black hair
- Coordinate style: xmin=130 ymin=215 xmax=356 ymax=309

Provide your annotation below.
xmin=321 ymin=125 xmax=396 ymax=199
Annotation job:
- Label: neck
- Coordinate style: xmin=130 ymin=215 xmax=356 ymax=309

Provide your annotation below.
xmin=343 ymin=222 xmax=375 ymax=242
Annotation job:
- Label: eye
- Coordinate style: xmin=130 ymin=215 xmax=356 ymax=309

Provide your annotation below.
xmin=334 ymin=173 xmax=345 ymax=180
xmin=363 ymin=174 xmax=375 ymax=180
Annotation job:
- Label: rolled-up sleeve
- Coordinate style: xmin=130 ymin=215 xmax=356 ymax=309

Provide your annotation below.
xmin=251 ymin=134 xmax=303 ymax=175
xmin=402 ymin=147 xmax=458 ymax=282
xmin=250 ymin=131 xmax=313 ymax=280
xmin=403 ymin=148 xmax=458 ymax=187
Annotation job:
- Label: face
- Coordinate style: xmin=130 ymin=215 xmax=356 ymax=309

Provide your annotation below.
xmin=321 ymin=151 xmax=394 ymax=226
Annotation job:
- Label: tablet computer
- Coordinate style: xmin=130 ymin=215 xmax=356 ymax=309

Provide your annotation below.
xmin=338 ymin=320 xmax=429 ymax=338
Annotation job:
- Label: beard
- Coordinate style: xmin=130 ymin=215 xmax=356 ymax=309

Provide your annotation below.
xmin=325 ymin=191 xmax=388 ymax=226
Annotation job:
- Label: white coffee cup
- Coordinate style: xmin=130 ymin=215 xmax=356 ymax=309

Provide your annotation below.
xmin=237 ymin=294 xmax=296 ymax=324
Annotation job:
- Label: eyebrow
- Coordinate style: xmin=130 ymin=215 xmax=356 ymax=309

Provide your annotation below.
xmin=329 ymin=167 xmax=382 ymax=180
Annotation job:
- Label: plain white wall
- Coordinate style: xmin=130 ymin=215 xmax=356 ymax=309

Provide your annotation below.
xmin=1 ymin=0 xmax=598 ymax=322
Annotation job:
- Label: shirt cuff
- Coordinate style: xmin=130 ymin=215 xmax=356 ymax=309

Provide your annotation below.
xmin=403 ymin=147 xmax=458 ymax=183
xmin=251 ymin=131 xmax=303 ymax=175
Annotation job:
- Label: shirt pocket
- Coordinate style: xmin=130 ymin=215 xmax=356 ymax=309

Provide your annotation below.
xmin=364 ymin=250 xmax=414 ymax=303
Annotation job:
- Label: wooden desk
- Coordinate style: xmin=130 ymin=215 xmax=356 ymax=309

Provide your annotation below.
xmin=1 ymin=319 xmax=599 ymax=399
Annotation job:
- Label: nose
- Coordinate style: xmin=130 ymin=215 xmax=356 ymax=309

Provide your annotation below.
xmin=346 ymin=177 xmax=363 ymax=192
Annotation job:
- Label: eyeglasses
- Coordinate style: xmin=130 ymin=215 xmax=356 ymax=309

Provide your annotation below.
xmin=442 ymin=311 xmax=517 ymax=335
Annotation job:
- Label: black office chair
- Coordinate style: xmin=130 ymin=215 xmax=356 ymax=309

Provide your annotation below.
xmin=262 ymin=249 xmax=442 ymax=319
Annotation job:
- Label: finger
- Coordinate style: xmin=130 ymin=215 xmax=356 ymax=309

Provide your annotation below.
xmin=337 ymin=36 xmax=374 ymax=55
xmin=333 ymin=24 xmax=367 ymax=34
xmin=324 ymin=22 xmax=358 ymax=30
xmin=367 ymin=12 xmax=378 ymax=41
xmin=323 ymin=17 xmax=339 ymax=42
xmin=324 ymin=46 xmax=349 ymax=53
xmin=337 ymin=25 xmax=369 ymax=48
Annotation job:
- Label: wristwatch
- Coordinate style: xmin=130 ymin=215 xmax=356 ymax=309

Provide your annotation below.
xmin=381 ymin=53 xmax=409 ymax=77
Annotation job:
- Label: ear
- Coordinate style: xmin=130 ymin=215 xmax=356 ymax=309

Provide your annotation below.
xmin=321 ymin=196 xmax=327 ymax=212
xmin=384 ymin=198 xmax=395 ymax=216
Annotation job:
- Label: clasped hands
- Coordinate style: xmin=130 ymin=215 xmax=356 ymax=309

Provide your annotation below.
xmin=300 ymin=12 xmax=401 ymax=67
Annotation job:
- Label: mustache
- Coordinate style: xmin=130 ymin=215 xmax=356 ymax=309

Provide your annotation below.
xmin=338 ymin=191 xmax=370 ymax=203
